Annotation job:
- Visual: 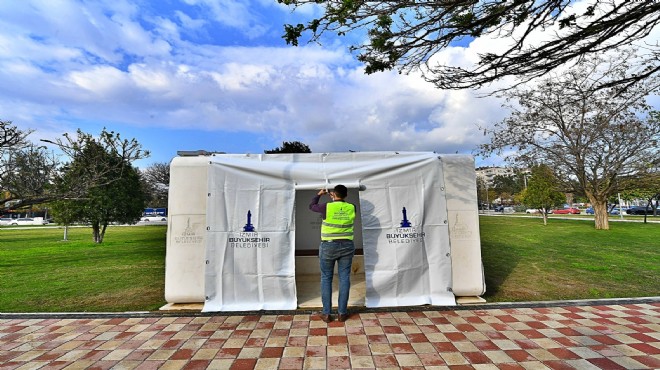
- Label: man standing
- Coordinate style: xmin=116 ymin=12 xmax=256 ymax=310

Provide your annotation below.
xmin=309 ymin=184 xmax=356 ymax=323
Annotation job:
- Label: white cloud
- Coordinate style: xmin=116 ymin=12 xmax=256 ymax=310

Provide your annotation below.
xmin=0 ymin=0 xmax=655 ymax=166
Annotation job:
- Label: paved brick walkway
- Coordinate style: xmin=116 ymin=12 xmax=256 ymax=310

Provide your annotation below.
xmin=1 ymin=300 xmax=659 ymax=369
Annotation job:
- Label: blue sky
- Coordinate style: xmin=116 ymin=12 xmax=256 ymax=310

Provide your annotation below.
xmin=1 ymin=0 xmax=657 ymax=168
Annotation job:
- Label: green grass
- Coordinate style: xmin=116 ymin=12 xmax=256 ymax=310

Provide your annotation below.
xmin=479 ymin=216 xmax=660 ymax=302
xmin=1 ymin=218 xmax=658 ymax=312
xmin=0 ymin=225 xmax=166 ymax=312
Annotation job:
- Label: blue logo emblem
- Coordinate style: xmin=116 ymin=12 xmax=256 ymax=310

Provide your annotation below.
xmin=243 ymin=210 xmax=255 ymax=232
xmin=400 ymin=207 xmax=412 ymax=227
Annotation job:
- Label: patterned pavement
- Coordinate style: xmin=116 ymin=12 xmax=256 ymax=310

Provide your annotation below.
xmin=1 ymin=299 xmax=659 ymax=370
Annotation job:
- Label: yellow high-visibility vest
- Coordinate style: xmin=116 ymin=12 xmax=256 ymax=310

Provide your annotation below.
xmin=321 ymin=201 xmax=355 ymax=241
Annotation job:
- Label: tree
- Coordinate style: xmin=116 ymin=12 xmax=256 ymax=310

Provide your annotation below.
xmin=476 ymin=177 xmax=488 ymax=209
xmin=1 ymin=120 xmax=60 ymax=213
xmin=49 ymin=198 xmax=77 ymax=241
xmin=481 ymin=50 xmax=660 ymax=230
xmin=618 ymin=170 xmax=660 ymax=221
xmin=1 ymin=144 xmax=58 ymax=212
xmin=522 ymin=165 xmax=565 ymax=225
xmin=491 ymin=172 xmax=527 ymax=204
xmin=265 ymin=141 xmax=312 ymax=153
xmin=50 ymin=129 xmax=149 ymax=243
xmin=142 ymin=162 xmax=170 ymax=208
xmin=0 ymin=120 xmax=30 ymax=150
xmin=44 ymin=129 xmax=148 ymax=200
xmin=280 ymin=0 xmax=660 ymax=91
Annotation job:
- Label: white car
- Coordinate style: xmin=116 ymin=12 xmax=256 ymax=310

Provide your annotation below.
xmin=10 ymin=218 xmax=47 ymax=225
xmin=0 ymin=218 xmax=13 ymax=225
xmin=141 ymin=216 xmax=167 ymax=222
xmin=525 ymin=208 xmax=552 ymax=214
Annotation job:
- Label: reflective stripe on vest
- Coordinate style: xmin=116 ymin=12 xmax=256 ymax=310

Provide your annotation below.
xmin=321 ymin=201 xmax=355 ymax=241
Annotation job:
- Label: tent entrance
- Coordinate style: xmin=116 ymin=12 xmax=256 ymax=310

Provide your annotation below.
xmin=294 ymin=189 xmax=366 ymax=309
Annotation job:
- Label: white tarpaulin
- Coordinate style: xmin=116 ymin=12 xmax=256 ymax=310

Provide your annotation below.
xmin=203 ymin=152 xmax=456 ymax=312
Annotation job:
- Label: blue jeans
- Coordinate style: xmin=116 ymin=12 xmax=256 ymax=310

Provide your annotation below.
xmin=319 ymin=240 xmax=355 ymax=315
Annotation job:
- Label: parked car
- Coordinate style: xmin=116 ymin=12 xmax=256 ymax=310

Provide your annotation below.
xmin=0 ymin=217 xmax=13 ymax=225
xmin=10 ymin=218 xmax=43 ymax=225
xmin=585 ymin=207 xmax=621 ymax=215
xmin=10 ymin=218 xmax=28 ymax=225
xmin=553 ymin=207 xmax=581 ymax=214
xmin=525 ymin=208 xmax=552 ymax=214
xmin=626 ymin=206 xmax=657 ymax=215
xmin=141 ymin=216 xmax=167 ymax=222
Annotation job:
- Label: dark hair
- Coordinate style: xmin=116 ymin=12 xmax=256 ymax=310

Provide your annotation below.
xmin=333 ymin=184 xmax=348 ymax=198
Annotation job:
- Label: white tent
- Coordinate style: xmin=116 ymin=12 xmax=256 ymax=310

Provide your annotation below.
xmin=165 ymin=152 xmax=485 ymax=312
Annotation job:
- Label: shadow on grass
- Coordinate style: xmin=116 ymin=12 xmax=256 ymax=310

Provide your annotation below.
xmin=479 ymin=222 xmax=521 ymax=300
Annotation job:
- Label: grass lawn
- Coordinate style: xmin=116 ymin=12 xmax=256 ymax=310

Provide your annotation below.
xmin=0 ymin=225 xmax=166 ymax=312
xmin=0 ymin=218 xmax=658 ymax=312
xmin=480 ymin=216 xmax=660 ymax=302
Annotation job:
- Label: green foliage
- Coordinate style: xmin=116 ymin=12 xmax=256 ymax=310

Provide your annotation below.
xmin=491 ymin=172 xmax=526 ymax=201
xmin=264 ymin=141 xmax=312 ymax=153
xmin=50 ymin=129 xmax=148 ymax=243
xmin=522 ymin=164 xmax=565 ymax=214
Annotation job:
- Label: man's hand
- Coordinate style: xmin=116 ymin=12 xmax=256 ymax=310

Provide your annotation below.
xmin=317 ymin=189 xmax=328 ymax=196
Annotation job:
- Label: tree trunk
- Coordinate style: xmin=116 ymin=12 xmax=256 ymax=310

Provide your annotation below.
xmin=542 ymin=208 xmax=548 ymax=225
xmin=92 ymin=222 xmax=102 ymax=243
xmin=98 ymin=223 xmax=108 ymax=243
xmin=591 ymin=198 xmax=610 ymax=230
xmin=63 ymin=225 xmax=68 ymax=241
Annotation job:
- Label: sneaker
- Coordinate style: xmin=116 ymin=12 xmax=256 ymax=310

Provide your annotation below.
xmin=319 ymin=314 xmax=333 ymax=323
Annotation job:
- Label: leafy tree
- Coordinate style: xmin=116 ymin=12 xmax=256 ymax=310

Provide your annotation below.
xmin=481 ymin=51 xmax=660 ymax=230
xmin=522 ymin=165 xmax=565 ymax=225
xmin=49 ymin=199 xmax=77 ymax=241
xmin=265 ymin=141 xmax=312 ymax=153
xmin=49 ymin=129 xmax=149 ymax=243
xmin=141 ymin=162 xmax=170 ymax=208
xmin=491 ymin=171 xmax=527 ymax=204
xmin=618 ymin=171 xmax=660 ymax=221
xmin=44 ymin=129 xmax=148 ymax=199
xmin=280 ymin=0 xmax=660 ymax=90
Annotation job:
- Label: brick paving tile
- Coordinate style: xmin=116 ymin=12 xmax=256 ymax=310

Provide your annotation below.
xmin=1 ymin=301 xmax=658 ymax=369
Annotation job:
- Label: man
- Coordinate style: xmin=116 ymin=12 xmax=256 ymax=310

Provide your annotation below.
xmin=309 ymin=184 xmax=356 ymax=323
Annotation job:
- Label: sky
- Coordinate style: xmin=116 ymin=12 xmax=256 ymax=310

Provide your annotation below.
xmin=0 ymin=0 xmax=657 ymax=169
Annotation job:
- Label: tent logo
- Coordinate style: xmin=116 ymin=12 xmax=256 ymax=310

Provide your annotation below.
xmin=175 ymin=218 xmax=204 ymax=244
xmin=400 ymin=207 xmax=412 ymax=227
xmin=387 ymin=207 xmax=425 ymax=244
xmin=228 ymin=210 xmax=271 ymax=249
xmin=243 ymin=210 xmax=255 ymax=232
xmin=450 ymin=214 xmax=473 ymax=239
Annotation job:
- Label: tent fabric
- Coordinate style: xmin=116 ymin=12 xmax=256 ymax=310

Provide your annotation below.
xmin=203 ymin=152 xmax=456 ymax=312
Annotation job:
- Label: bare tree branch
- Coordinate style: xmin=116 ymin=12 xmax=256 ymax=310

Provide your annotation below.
xmin=281 ymin=0 xmax=660 ymax=90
